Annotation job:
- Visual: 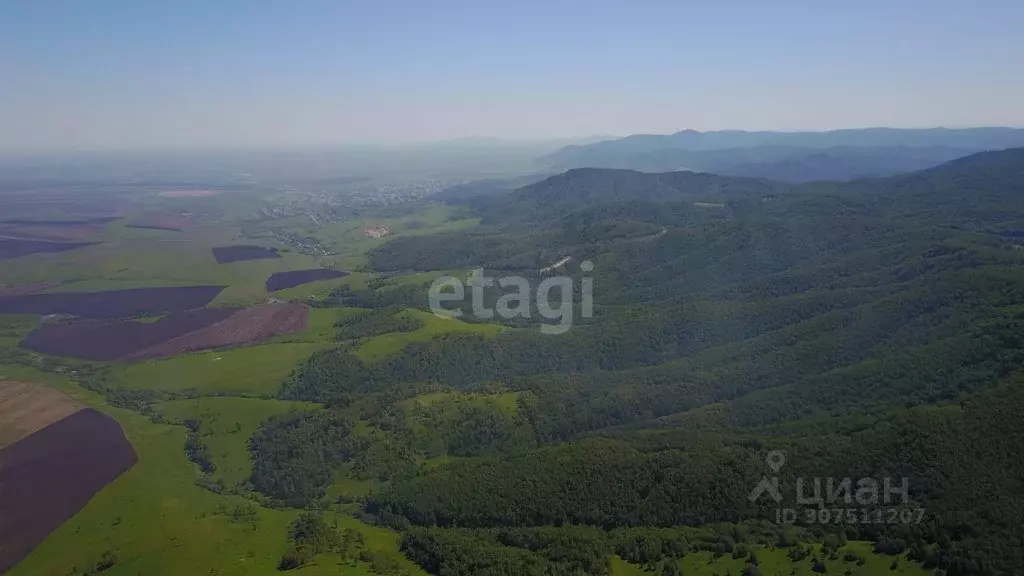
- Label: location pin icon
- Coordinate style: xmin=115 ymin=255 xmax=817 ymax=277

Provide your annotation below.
xmin=766 ymin=450 xmax=786 ymax=473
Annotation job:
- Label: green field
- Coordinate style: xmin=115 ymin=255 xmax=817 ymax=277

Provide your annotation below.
xmin=0 ymin=314 xmax=39 ymax=348
xmin=269 ymin=271 xmax=374 ymax=302
xmin=284 ymin=306 xmax=369 ymax=343
xmin=294 ymin=204 xmax=480 ymax=270
xmin=353 ymin=308 xmax=505 ymax=362
xmin=113 ymin=342 xmax=328 ymax=396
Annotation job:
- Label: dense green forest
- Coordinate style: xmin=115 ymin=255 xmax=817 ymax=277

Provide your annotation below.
xmin=250 ymin=149 xmax=1024 ymax=575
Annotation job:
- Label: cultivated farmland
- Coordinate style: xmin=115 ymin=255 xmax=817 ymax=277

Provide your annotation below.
xmin=1 ymin=367 xmax=422 ymax=576
xmin=0 ymin=286 xmax=226 ymax=318
xmin=0 ymin=397 xmax=137 ymax=574
xmin=126 ymin=213 xmax=193 ymax=232
xmin=126 ymin=303 xmax=308 ymax=360
xmin=265 ymin=268 xmax=349 ymax=292
xmin=21 ymin=303 xmax=308 ymax=362
xmin=0 ymin=222 xmax=105 ymax=241
xmin=0 ymin=380 xmax=82 ymax=448
xmin=113 ymin=342 xmax=329 ymax=396
xmin=0 ymin=283 xmax=57 ymax=297
xmin=21 ymin=308 xmax=237 ymax=361
xmin=158 ymin=189 xmax=220 ymax=198
xmin=0 ymin=217 xmax=121 ymax=227
xmin=212 ymin=245 xmax=281 ymax=264
xmin=0 ymin=238 xmax=97 ymax=260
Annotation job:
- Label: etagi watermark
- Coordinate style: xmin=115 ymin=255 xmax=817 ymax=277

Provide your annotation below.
xmin=749 ymin=451 xmax=926 ymax=525
xmin=427 ymin=262 xmax=594 ymax=335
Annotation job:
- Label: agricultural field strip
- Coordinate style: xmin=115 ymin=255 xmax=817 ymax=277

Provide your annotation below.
xmin=20 ymin=303 xmax=309 ymax=362
xmin=0 ymin=285 xmax=227 ymax=318
xmin=0 ymin=407 xmax=138 ymax=575
xmin=0 ymin=380 xmax=83 ymax=449
xmin=124 ymin=303 xmax=308 ymax=360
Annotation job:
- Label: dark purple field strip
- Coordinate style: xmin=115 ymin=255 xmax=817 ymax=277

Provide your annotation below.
xmin=265 ymin=268 xmax=350 ymax=292
xmin=212 ymin=245 xmax=281 ymax=264
xmin=0 ymin=408 xmax=138 ymax=574
xmin=0 ymin=239 xmax=97 ymax=260
xmin=0 ymin=285 xmax=227 ymax=318
xmin=0 ymin=217 xmax=121 ymax=225
xmin=126 ymin=224 xmax=184 ymax=232
xmin=20 ymin=307 xmax=238 ymax=361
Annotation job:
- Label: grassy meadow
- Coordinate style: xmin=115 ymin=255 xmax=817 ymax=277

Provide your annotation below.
xmin=294 ymin=204 xmax=480 ymax=270
xmin=113 ymin=342 xmax=329 ymax=396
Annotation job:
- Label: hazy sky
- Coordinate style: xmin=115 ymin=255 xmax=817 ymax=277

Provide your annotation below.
xmin=2 ymin=0 xmax=1023 ymax=150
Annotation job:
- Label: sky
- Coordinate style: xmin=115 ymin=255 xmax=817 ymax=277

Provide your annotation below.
xmin=2 ymin=0 xmax=1023 ymax=151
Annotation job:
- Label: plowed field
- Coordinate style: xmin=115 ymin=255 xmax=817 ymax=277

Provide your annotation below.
xmin=0 ymin=286 xmax=226 ymax=318
xmin=265 ymin=268 xmax=349 ymax=292
xmin=0 ymin=381 xmax=83 ymax=449
xmin=0 ymin=238 xmax=96 ymax=260
xmin=0 ymin=408 xmax=137 ymax=574
xmin=21 ymin=303 xmax=308 ymax=361
xmin=211 ymin=245 xmax=281 ymax=264
xmin=21 ymin=308 xmax=236 ymax=361
xmin=127 ymin=303 xmax=308 ymax=360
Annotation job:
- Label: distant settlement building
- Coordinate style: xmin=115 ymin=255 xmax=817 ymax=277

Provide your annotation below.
xmin=364 ymin=225 xmax=391 ymax=238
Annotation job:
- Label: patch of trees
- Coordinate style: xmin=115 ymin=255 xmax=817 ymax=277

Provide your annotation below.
xmin=277 ymin=511 xmax=339 ymax=570
xmin=248 ymin=411 xmax=354 ymax=507
xmin=278 ymin=511 xmax=408 ymax=574
xmin=183 ymin=418 xmax=215 ymax=473
xmin=400 ymin=523 xmax=812 ymax=576
xmin=370 ymin=395 xmax=536 ymax=458
xmin=401 ymin=527 xmax=593 ymax=576
xmin=321 ymin=283 xmax=429 ymax=310
xmin=368 ymin=437 xmax=762 ymax=528
xmin=333 ymin=307 xmax=424 ymax=340
xmin=215 ymin=503 xmax=260 ymax=528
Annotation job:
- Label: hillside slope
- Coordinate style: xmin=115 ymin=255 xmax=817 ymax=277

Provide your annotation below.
xmin=245 ymin=149 xmax=1024 ymax=575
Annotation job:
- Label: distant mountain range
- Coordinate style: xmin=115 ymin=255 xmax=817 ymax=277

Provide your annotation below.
xmin=542 ymin=127 xmax=1024 ymax=182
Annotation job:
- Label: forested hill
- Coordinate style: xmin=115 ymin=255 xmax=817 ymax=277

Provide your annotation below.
xmin=254 ymin=148 xmax=1024 ymax=576
xmin=541 ymin=127 xmax=1024 ymax=182
xmin=832 ymin=147 xmax=1024 ymax=228
xmin=508 ymin=167 xmax=789 ymax=203
xmin=715 ymin=146 xmax=972 ymax=182
xmin=454 ymin=148 xmax=1024 ymax=229
xmin=478 ymin=167 xmax=790 ymax=225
